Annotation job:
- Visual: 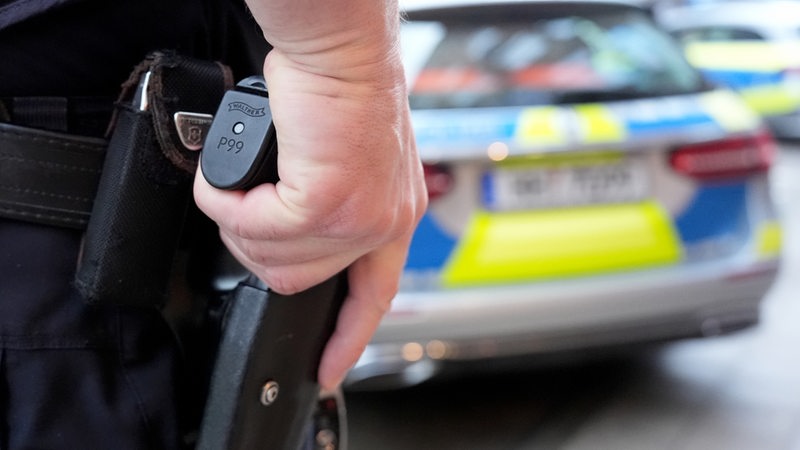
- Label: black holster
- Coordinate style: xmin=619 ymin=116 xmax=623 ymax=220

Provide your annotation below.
xmin=74 ymin=51 xmax=233 ymax=308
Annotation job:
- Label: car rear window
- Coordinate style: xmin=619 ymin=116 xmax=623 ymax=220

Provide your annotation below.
xmin=402 ymin=5 xmax=706 ymax=109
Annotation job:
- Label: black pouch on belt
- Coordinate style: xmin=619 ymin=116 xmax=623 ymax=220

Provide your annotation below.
xmin=74 ymin=51 xmax=233 ymax=307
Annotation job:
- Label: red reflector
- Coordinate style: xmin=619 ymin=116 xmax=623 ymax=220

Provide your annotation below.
xmin=670 ymin=128 xmax=776 ymax=180
xmin=423 ymin=163 xmax=453 ymax=201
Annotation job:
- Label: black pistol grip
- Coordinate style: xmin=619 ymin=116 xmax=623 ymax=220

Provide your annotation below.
xmin=197 ymin=273 xmax=347 ymax=450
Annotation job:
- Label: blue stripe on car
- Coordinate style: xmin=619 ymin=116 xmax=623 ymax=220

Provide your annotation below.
xmin=405 ymin=213 xmax=458 ymax=270
xmin=700 ymin=69 xmax=784 ymax=89
xmin=674 ymin=182 xmax=749 ymax=243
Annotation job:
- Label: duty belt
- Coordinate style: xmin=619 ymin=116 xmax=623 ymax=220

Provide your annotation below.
xmin=0 ymin=122 xmax=106 ymax=229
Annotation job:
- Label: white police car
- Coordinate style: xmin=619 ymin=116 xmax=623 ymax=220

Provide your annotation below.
xmin=346 ymin=0 xmax=782 ymax=389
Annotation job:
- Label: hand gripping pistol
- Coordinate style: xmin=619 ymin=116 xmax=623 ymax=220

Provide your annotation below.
xmin=196 ymin=76 xmax=349 ymax=450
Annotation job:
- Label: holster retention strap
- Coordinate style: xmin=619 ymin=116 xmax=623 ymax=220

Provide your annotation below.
xmin=74 ymin=50 xmax=233 ymax=307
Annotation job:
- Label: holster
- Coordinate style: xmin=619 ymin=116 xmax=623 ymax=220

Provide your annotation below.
xmin=74 ymin=51 xmax=234 ymax=307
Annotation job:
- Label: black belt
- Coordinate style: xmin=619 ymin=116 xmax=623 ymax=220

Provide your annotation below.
xmin=0 ymin=122 xmax=106 ymax=229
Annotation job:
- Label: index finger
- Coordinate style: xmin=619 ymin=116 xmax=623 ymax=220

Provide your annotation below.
xmin=193 ymin=164 xmax=299 ymax=239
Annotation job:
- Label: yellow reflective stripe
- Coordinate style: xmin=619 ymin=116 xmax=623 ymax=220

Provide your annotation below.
xmin=574 ymin=104 xmax=626 ymax=143
xmin=740 ymin=84 xmax=800 ymax=116
xmin=699 ymin=90 xmax=761 ymax=133
xmin=442 ymin=201 xmax=682 ymax=287
xmin=515 ymin=107 xmax=566 ymax=146
xmin=756 ymin=220 xmax=782 ymax=258
xmin=495 ymin=150 xmax=623 ymax=169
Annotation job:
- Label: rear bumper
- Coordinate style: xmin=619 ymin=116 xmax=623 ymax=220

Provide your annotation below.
xmin=346 ymin=253 xmax=780 ymax=389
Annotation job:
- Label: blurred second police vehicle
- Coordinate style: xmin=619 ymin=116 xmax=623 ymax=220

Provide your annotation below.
xmin=346 ymin=0 xmax=782 ymax=389
xmin=657 ymin=0 xmax=800 ymax=139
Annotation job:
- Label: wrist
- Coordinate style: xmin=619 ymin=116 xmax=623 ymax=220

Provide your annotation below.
xmin=255 ymin=0 xmax=403 ymax=84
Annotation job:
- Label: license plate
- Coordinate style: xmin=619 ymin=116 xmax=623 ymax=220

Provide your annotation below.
xmin=482 ymin=157 xmax=649 ymax=210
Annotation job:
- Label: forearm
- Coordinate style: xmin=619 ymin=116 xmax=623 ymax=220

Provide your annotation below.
xmin=234 ymin=0 xmax=412 ymax=240
xmin=243 ymin=0 xmax=402 ymax=82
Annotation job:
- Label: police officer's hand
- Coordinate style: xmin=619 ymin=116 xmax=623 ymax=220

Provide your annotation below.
xmin=193 ymin=0 xmax=427 ymax=390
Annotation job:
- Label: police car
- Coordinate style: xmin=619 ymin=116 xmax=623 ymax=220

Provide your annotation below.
xmin=346 ymin=0 xmax=782 ymax=389
xmin=657 ymin=0 xmax=800 ymax=139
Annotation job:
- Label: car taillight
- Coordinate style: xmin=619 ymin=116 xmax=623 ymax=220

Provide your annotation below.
xmin=670 ymin=128 xmax=776 ymax=181
xmin=423 ymin=163 xmax=453 ymax=201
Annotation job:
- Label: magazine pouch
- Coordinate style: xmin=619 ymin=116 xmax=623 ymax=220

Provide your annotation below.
xmin=75 ymin=51 xmax=233 ymax=307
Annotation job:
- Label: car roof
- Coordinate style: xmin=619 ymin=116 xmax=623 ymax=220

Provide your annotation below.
xmin=400 ymin=0 xmax=649 ymax=13
xmin=657 ymin=1 xmax=800 ymax=32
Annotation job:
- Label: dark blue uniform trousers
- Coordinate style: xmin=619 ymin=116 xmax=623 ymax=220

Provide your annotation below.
xmin=0 ymin=219 xmax=185 ymax=449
